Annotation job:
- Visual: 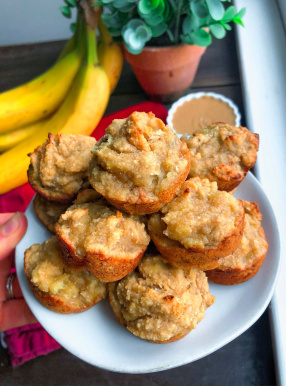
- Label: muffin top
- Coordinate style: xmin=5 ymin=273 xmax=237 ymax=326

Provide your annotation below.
xmin=56 ymin=200 xmax=150 ymax=259
xmin=216 ymin=201 xmax=268 ymax=270
xmin=28 ymin=133 xmax=96 ymax=202
xmin=109 ymin=254 xmax=215 ymax=342
xmin=25 ymin=236 xmax=107 ymax=308
xmin=182 ymin=123 xmax=259 ymax=190
xmin=73 ymin=188 xmax=101 ymax=205
xmin=160 ymin=177 xmax=244 ymax=249
xmin=33 ymin=194 xmax=70 ymax=233
xmin=89 ymin=111 xmax=190 ymax=204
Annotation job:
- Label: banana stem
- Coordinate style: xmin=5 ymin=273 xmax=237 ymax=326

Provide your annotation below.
xmin=86 ymin=22 xmax=99 ymax=66
xmin=98 ymin=17 xmax=112 ymax=45
xmin=58 ymin=10 xmax=84 ymax=61
xmin=57 ymin=35 xmax=76 ymax=60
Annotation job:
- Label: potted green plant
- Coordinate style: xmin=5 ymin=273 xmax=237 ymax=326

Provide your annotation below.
xmin=94 ymin=0 xmax=245 ymax=102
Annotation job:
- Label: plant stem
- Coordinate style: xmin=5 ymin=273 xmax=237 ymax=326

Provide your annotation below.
xmin=168 ymin=0 xmax=177 ymax=12
xmin=175 ymin=0 xmax=182 ymax=44
xmin=174 ymin=0 xmax=182 ymax=45
xmin=166 ymin=29 xmax=175 ymax=44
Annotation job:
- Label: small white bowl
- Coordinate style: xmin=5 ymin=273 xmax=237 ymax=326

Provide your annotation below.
xmin=167 ymin=91 xmax=241 ymax=136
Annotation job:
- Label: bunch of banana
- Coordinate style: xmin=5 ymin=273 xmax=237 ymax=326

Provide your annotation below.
xmin=0 ymin=9 xmax=123 ymax=195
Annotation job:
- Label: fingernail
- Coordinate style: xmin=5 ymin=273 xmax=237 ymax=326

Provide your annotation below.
xmin=1 ymin=212 xmax=22 ymax=235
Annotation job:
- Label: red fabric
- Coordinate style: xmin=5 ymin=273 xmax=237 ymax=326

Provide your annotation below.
xmin=4 ymin=324 xmax=61 ymax=366
xmin=1 ymin=101 xmax=168 ymax=366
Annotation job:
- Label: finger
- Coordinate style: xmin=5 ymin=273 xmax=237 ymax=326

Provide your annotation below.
xmin=0 ymin=299 xmax=37 ymax=332
xmin=0 ymin=212 xmax=27 ymax=261
xmin=13 ymin=275 xmax=24 ymax=299
xmin=0 ymin=213 xmax=14 ymax=226
xmin=0 ymin=274 xmax=23 ymax=303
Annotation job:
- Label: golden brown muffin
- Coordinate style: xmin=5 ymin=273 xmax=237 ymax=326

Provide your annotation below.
xmin=33 ymin=194 xmax=70 ymax=233
xmin=108 ymin=254 xmax=215 ymax=343
xmin=206 ymin=201 xmax=268 ymax=285
xmin=24 ymin=236 xmax=107 ymax=314
xmin=88 ymin=111 xmax=191 ymax=215
xmin=55 ymin=199 xmax=150 ymax=282
xmin=28 ymin=133 xmax=96 ymax=203
xmin=73 ymin=188 xmax=101 ymax=204
xmin=181 ymin=123 xmax=259 ymax=191
xmin=148 ymin=177 xmax=245 ymax=270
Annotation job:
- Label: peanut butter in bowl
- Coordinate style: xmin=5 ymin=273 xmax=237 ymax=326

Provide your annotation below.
xmin=167 ymin=92 xmax=241 ymax=136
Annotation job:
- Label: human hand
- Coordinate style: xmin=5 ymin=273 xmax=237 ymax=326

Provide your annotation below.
xmin=0 ymin=212 xmax=37 ymax=331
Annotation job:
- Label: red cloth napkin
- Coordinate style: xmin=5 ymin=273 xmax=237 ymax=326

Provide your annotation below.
xmin=0 ymin=101 xmax=168 ymax=366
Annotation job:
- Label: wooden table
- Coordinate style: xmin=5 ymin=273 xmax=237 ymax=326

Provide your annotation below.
xmin=0 ymin=30 xmax=276 ymax=385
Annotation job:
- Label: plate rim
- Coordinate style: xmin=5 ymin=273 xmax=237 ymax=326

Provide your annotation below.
xmin=15 ymin=172 xmax=281 ymax=374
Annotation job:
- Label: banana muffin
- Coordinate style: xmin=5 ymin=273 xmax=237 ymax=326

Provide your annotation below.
xmin=206 ymin=201 xmax=268 ymax=285
xmin=33 ymin=193 xmax=70 ymax=233
xmin=73 ymin=188 xmax=101 ymax=204
xmin=24 ymin=236 xmax=107 ymax=314
xmin=88 ymin=111 xmax=191 ymax=215
xmin=28 ymin=133 xmax=96 ymax=203
xmin=148 ymin=177 xmax=245 ymax=270
xmin=55 ymin=199 xmax=150 ymax=282
xmin=181 ymin=123 xmax=259 ymax=191
xmin=108 ymin=254 xmax=215 ymax=343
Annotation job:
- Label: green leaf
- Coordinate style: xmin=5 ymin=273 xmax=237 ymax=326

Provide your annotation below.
xmin=206 ymin=0 xmax=224 ymax=21
xmin=182 ymin=15 xmax=191 ymax=34
xmin=127 ymin=19 xmax=145 ymax=30
xmin=149 ymin=22 xmax=168 ymax=37
xmin=138 ymin=0 xmax=160 ymax=14
xmin=163 ymin=1 xmax=172 ymax=22
xmin=108 ymin=26 xmax=123 ymax=36
xmin=190 ymin=0 xmax=209 ymax=18
xmin=101 ymin=12 xmax=122 ymax=28
xmin=136 ymin=25 xmax=153 ymax=41
xmin=70 ymin=22 xmax=77 ymax=33
xmin=113 ymin=0 xmax=135 ymax=11
xmin=59 ymin=5 xmax=71 ymax=18
xmin=235 ymin=7 xmax=246 ymax=19
xmin=222 ymin=5 xmax=236 ymax=22
xmin=124 ymin=42 xmax=143 ymax=54
xmin=233 ymin=16 xmax=244 ymax=26
xmin=182 ymin=14 xmax=201 ymax=34
xmin=209 ymin=23 xmax=226 ymax=39
xmin=191 ymin=28 xmax=212 ymax=46
xmin=122 ymin=19 xmax=152 ymax=52
xmin=64 ymin=0 xmax=77 ymax=7
xmin=144 ymin=14 xmax=164 ymax=26
xmin=180 ymin=33 xmax=195 ymax=45
xmin=154 ymin=1 xmax=165 ymax=15
xmin=220 ymin=21 xmax=231 ymax=31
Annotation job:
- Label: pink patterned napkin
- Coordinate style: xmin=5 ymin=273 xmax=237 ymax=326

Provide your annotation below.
xmin=4 ymin=324 xmax=61 ymax=366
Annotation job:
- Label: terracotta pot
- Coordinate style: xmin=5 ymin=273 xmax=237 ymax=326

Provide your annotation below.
xmin=123 ymin=44 xmax=207 ymax=103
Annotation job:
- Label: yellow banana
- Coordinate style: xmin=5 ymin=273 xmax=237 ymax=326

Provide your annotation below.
xmin=0 ymin=37 xmax=75 ymax=109
xmin=59 ymin=26 xmax=110 ymax=136
xmin=98 ymin=19 xmax=123 ymax=93
xmin=0 ymin=120 xmax=43 ymax=152
xmin=0 ymin=22 xmax=118 ymax=152
xmin=0 ymin=37 xmax=76 ymax=151
xmin=0 ymin=39 xmax=83 ymax=134
xmin=0 ymin=20 xmax=120 ymax=151
xmin=0 ymin=21 xmax=109 ymax=194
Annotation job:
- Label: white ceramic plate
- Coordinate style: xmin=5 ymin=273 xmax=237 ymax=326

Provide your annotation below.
xmin=16 ymin=172 xmax=280 ymax=374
